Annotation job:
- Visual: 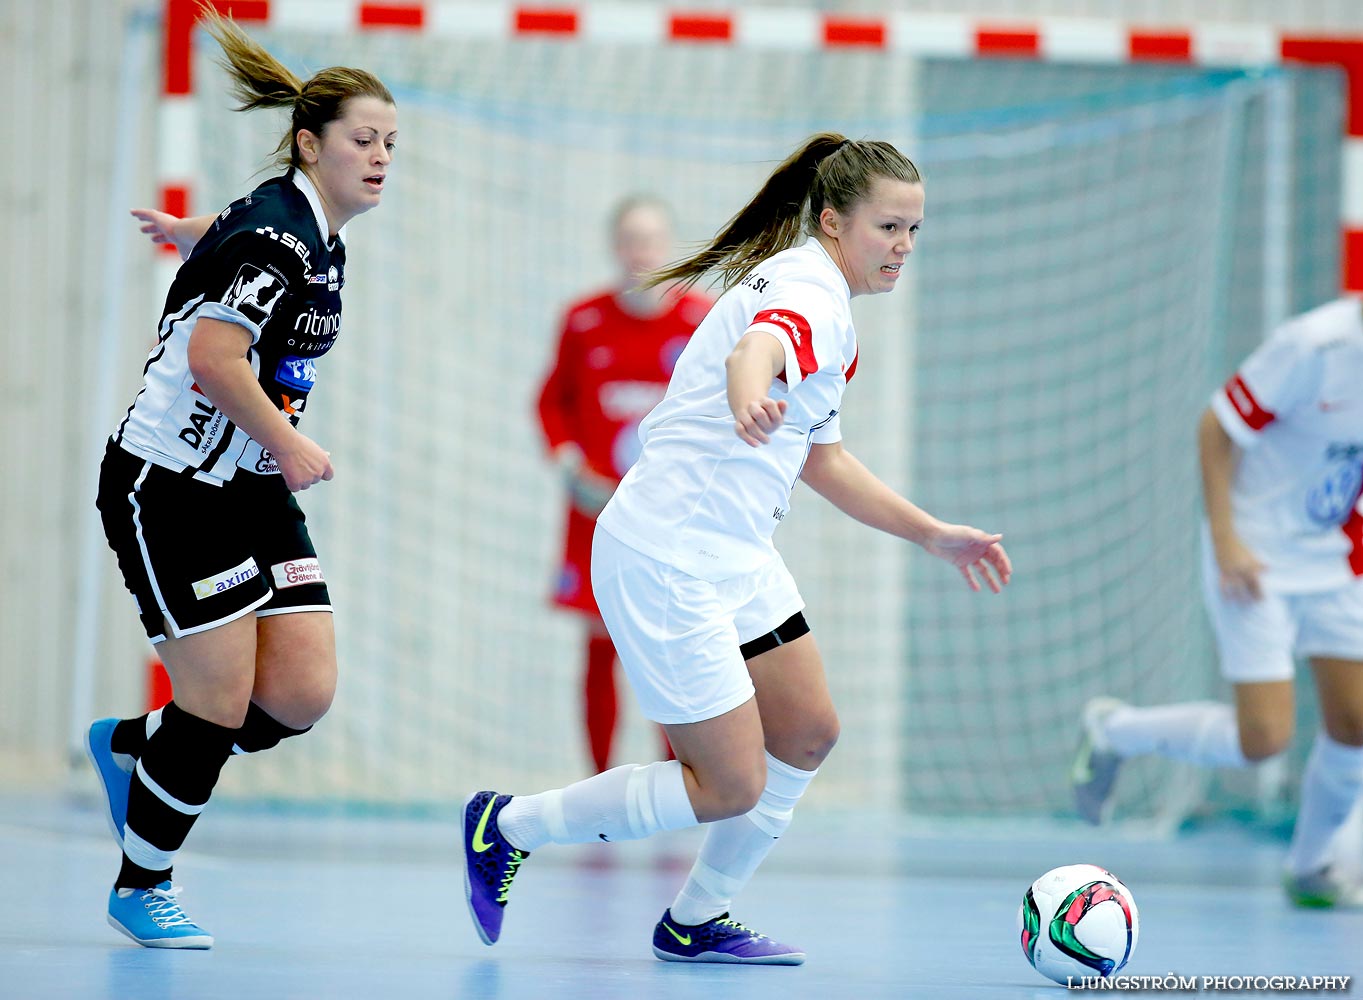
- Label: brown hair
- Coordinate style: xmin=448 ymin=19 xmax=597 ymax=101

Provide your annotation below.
xmin=650 ymin=132 xmax=920 ymax=292
xmin=200 ymin=6 xmax=394 ymax=171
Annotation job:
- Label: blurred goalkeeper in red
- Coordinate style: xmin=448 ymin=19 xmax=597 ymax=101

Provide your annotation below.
xmin=535 ymin=197 xmax=711 ymax=772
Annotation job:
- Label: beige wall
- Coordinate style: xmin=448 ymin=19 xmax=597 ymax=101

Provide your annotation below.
xmin=1 ymin=0 xmax=155 ymax=782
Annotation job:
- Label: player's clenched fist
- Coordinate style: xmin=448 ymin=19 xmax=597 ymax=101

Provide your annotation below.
xmin=276 ymin=432 xmax=334 ymax=492
xmin=733 ymin=397 xmax=788 ymax=447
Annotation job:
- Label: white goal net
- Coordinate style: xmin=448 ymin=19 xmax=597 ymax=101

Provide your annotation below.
xmin=118 ymin=24 xmax=1339 ymax=826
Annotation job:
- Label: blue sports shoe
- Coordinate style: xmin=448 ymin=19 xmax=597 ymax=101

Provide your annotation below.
xmin=461 ymin=791 xmax=530 ymax=945
xmin=85 ymin=717 xmax=133 ymax=846
xmin=107 ymin=881 xmax=213 ymax=949
xmin=652 ymin=909 xmax=805 ymax=965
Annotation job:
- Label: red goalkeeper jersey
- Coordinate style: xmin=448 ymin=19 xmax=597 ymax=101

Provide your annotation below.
xmin=536 ymin=287 xmax=710 ymax=613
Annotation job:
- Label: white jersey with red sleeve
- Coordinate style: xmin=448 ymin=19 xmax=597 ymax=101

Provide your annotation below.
xmin=1208 ymin=297 xmax=1363 ymax=593
xmin=597 ymin=236 xmax=858 ymax=581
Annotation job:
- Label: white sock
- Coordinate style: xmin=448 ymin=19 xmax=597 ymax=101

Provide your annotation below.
xmin=668 ymin=751 xmax=816 ymax=926
xmin=496 ymin=760 xmax=697 ymax=852
xmin=1286 ymin=733 xmax=1363 ymax=877
xmin=1333 ymin=795 xmax=1363 ymax=882
xmin=1102 ymin=701 xmax=1249 ymax=768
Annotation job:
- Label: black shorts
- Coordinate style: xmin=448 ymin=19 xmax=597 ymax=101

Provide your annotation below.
xmin=97 ymin=440 xmax=331 ymax=643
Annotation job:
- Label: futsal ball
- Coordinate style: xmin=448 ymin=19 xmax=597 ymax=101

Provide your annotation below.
xmin=1017 ymin=864 xmax=1139 ymax=986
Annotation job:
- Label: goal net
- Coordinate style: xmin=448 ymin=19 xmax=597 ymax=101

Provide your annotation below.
xmin=163 ymin=23 xmax=1340 ymax=825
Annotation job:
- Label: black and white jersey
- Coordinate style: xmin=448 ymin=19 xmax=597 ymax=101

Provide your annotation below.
xmin=114 ymin=170 xmax=346 ymax=484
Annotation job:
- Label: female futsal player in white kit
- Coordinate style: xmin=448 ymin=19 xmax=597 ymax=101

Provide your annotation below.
xmin=462 ymin=131 xmax=1013 ymax=962
xmin=1074 ymin=297 xmax=1363 ymax=908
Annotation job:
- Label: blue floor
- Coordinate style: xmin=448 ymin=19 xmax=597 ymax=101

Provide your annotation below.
xmin=2 ymin=793 xmax=1360 ymax=999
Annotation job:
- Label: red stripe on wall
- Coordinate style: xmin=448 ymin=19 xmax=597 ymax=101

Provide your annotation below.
xmin=1345 ymin=228 xmax=1363 ymax=293
xmin=147 ymin=659 xmax=174 ymax=712
xmin=976 ymin=27 xmax=1039 ymax=58
xmin=208 ymin=0 xmax=269 ymax=20
xmin=823 ymin=16 xmax=886 ymax=49
xmin=515 ymin=8 xmax=579 ymax=35
xmin=163 ymin=0 xmax=195 ymax=96
xmin=160 ymin=185 xmax=188 ymax=218
xmin=670 ymin=13 xmax=732 ymax=42
xmin=159 ymin=185 xmax=190 ymax=256
xmin=164 ymin=0 xmax=271 ymax=96
xmin=1281 ymin=36 xmax=1363 ymax=137
xmin=1129 ymin=31 xmax=1191 ymax=62
xmin=359 ymin=3 xmax=425 ymax=29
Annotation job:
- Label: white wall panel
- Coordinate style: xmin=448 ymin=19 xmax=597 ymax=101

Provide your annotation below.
xmin=0 ymin=0 xmax=153 ymax=782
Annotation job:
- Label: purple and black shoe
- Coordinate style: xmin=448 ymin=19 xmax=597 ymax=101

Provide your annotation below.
xmin=652 ymin=908 xmax=805 ymax=965
xmin=461 ymin=791 xmax=529 ymax=945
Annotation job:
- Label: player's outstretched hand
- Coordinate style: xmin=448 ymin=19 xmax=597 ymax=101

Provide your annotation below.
xmin=130 ymin=208 xmax=196 ymax=261
xmin=1214 ymin=535 xmax=1264 ymax=602
xmin=276 ymin=433 xmax=335 ymax=492
xmin=733 ymin=397 xmax=788 ymax=447
xmin=923 ymin=523 xmax=1012 ymax=593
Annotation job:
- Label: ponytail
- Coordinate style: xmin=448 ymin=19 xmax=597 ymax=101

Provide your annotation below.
xmin=200 ymin=6 xmax=303 ymax=113
xmin=650 ymin=132 xmax=920 ymax=292
xmin=199 ymin=4 xmax=394 ymax=171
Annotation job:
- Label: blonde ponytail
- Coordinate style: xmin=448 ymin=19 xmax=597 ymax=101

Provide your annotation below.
xmin=200 ymin=6 xmax=303 ymax=112
xmin=199 ymin=4 xmax=394 ymax=171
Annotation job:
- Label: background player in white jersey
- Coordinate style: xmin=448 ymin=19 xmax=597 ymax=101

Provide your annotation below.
xmin=1073 ymin=297 xmax=1363 ymax=908
xmin=84 ymin=10 xmax=396 ymax=947
xmin=462 ymin=132 xmax=1012 ymax=963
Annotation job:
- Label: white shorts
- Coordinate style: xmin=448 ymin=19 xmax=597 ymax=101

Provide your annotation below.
xmin=1201 ymin=543 xmax=1363 ymax=682
xmin=591 ymin=526 xmax=806 ymax=725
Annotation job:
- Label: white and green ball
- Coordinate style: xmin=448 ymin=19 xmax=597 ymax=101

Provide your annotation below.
xmin=1018 ymin=863 xmax=1139 ymax=986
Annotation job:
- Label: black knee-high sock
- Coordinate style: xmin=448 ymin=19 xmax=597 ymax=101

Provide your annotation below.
xmin=117 ymin=701 xmax=236 ymax=890
xmin=231 ymin=702 xmax=311 ymax=755
xmin=110 ymin=708 xmax=163 ymax=759
xmin=111 ymin=701 xmax=311 ymax=761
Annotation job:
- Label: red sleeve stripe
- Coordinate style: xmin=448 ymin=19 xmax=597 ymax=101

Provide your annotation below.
xmin=1344 ymin=505 xmax=1363 ymax=577
xmin=844 ymin=350 xmax=858 ymax=383
xmin=752 ymin=309 xmax=818 ymax=380
xmin=1224 ymin=374 xmax=1275 ymax=431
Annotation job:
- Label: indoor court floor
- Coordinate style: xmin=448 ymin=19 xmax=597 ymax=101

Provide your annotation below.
xmin=2 ymin=792 xmax=1359 ymax=999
